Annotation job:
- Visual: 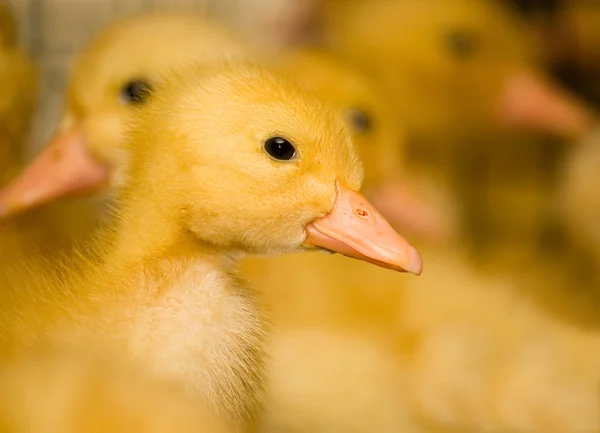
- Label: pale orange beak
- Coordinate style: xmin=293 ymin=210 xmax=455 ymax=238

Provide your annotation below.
xmin=365 ymin=178 xmax=455 ymax=243
xmin=497 ymin=69 xmax=595 ymax=139
xmin=0 ymin=126 xmax=109 ymax=217
xmin=304 ymin=181 xmax=423 ymax=275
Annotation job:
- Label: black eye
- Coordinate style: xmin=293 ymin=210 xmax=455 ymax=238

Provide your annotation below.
xmin=444 ymin=30 xmax=479 ymax=59
xmin=346 ymin=109 xmax=372 ymax=134
xmin=120 ymin=79 xmax=152 ymax=105
xmin=264 ymin=137 xmax=296 ymax=161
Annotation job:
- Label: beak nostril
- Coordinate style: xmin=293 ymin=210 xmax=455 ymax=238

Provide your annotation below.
xmin=355 ymin=208 xmax=369 ymax=218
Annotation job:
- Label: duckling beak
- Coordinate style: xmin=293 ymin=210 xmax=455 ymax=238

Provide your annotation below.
xmin=304 ymin=181 xmax=423 ymax=275
xmin=497 ymin=69 xmax=594 ymax=139
xmin=0 ymin=126 xmax=109 ymax=217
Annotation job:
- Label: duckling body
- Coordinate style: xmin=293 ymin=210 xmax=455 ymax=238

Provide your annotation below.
xmin=1 ymin=62 xmax=420 ymax=431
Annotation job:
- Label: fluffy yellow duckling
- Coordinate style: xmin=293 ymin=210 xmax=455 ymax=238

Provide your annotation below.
xmin=0 ymin=343 xmax=227 ymax=433
xmin=0 ymin=11 xmax=248 ymax=218
xmin=0 ymin=62 xmax=422 ymax=431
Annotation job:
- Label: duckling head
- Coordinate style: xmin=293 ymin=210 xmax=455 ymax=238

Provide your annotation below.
xmin=275 ymin=48 xmax=455 ymax=242
xmin=118 ymin=62 xmax=422 ymax=274
xmin=0 ymin=12 xmax=246 ymax=216
xmin=0 ymin=3 xmax=37 ymax=176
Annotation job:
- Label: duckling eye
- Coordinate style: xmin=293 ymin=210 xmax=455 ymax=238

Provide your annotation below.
xmin=120 ymin=79 xmax=152 ymax=105
xmin=264 ymin=137 xmax=296 ymax=161
xmin=346 ymin=109 xmax=372 ymax=134
xmin=444 ymin=30 xmax=479 ymax=59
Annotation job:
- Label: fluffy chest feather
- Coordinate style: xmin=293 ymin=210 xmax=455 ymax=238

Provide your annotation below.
xmin=83 ymin=257 xmax=267 ymax=429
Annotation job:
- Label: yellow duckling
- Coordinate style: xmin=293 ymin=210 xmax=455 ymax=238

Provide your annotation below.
xmin=0 ymin=11 xmax=248 ymax=218
xmin=0 ymin=62 xmax=422 ymax=431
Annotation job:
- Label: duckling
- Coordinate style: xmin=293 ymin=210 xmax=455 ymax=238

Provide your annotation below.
xmin=0 ymin=11 xmax=248 ymax=218
xmin=0 ymin=342 xmax=228 ymax=433
xmin=0 ymin=62 xmax=422 ymax=431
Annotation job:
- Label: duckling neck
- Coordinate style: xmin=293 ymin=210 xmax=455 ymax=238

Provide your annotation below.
xmin=107 ymin=194 xmax=238 ymax=270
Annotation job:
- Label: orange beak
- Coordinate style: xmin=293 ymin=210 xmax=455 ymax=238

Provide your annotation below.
xmin=0 ymin=126 xmax=109 ymax=217
xmin=497 ymin=69 xmax=595 ymax=139
xmin=365 ymin=178 xmax=455 ymax=243
xmin=304 ymin=181 xmax=423 ymax=275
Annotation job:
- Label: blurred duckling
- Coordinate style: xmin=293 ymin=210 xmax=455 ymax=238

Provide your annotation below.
xmin=0 ymin=11 xmax=248 ymax=219
xmin=0 ymin=62 xmax=421 ymax=431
